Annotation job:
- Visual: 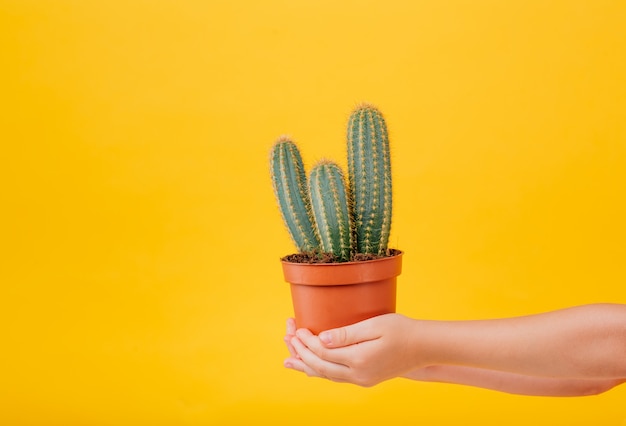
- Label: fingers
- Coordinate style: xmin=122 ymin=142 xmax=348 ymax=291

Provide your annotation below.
xmin=318 ymin=315 xmax=385 ymax=348
xmin=290 ymin=334 xmax=351 ymax=381
xmin=284 ymin=356 xmax=349 ymax=383
xmin=284 ymin=319 xmax=350 ymax=381
xmin=296 ymin=328 xmax=355 ymax=365
xmin=284 ymin=334 xmax=297 ymax=358
xmin=284 ymin=357 xmax=320 ymax=377
xmin=284 ymin=318 xmax=299 ymax=358
xmin=286 ymin=318 xmax=296 ymax=335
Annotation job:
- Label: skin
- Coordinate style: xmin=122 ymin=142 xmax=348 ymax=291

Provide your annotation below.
xmin=284 ymin=304 xmax=626 ymax=396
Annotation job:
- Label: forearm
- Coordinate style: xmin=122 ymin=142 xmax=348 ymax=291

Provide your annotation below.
xmin=413 ymin=304 xmax=626 ymax=379
xmin=405 ymin=365 xmax=625 ymax=396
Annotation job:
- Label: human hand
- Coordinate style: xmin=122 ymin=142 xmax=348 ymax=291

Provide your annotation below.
xmin=284 ymin=305 xmax=626 ymax=395
xmin=284 ymin=313 xmax=422 ymax=387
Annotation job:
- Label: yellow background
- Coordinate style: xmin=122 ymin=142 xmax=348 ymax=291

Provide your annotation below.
xmin=1 ymin=0 xmax=625 ymax=424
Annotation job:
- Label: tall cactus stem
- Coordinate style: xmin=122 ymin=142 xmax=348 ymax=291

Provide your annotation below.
xmin=270 ymin=137 xmax=320 ymax=252
xmin=347 ymin=104 xmax=392 ymax=255
xmin=309 ymin=161 xmax=352 ymax=262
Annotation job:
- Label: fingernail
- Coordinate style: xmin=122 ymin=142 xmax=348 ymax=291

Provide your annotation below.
xmin=284 ymin=360 xmax=292 ymax=368
xmin=319 ymin=331 xmax=331 ymax=345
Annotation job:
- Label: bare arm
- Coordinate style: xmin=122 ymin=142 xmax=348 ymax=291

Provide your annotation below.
xmin=415 ymin=304 xmax=626 ymax=379
xmin=285 ymin=304 xmax=626 ymax=389
xmin=404 ymin=365 xmax=625 ymax=396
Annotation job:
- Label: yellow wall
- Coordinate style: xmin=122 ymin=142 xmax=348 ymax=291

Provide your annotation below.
xmin=2 ymin=1 xmax=625 ymax=424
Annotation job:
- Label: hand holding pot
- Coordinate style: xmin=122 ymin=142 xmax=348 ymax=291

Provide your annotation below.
xmin=284 ymin=304 xmax=626 ymax=395
xmin=284 ymin=313 xmax=421 ymax=387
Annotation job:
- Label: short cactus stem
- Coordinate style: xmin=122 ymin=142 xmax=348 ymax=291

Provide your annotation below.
xmin=270 ymin=137 xmax=321 ymax=253
xmin=309 ymin=161 xmax=353 ymax=262
xmin=347 ymin=104 xmax=393 ymax=255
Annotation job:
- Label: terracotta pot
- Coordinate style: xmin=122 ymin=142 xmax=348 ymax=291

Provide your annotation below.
xmin=281 ymin=251 xmax=403 ymax=335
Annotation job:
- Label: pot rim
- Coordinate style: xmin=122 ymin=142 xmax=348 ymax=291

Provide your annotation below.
xmin=281 ymin=250 xmax=403 ymax=286
xmin=280 ymin=249 xmax=403 ymax=267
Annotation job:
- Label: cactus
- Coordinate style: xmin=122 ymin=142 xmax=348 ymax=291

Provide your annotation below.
xmin=270 ymin=104 xmax=394 ymax=261
xmin=347 ymin=104 xmax=392 ymax=255
xmin=270 ymin=137 xmax=320 ymax=252
xmin=309 ymin=161 xmax=353 ymax=262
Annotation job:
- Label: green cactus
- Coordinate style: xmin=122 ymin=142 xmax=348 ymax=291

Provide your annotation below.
xmin=309 ymin=161 xmax=353 ymax=262
xmin=347 ymin=104 xmax=392 ymax=255
xmin=270 ymin=104 xmax=394 ymax=261
xmin=270 ymin=137 xmax=320 ymax=253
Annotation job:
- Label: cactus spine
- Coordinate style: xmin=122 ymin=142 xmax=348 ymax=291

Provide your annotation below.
xmin=309 ymin=161 xmax=353 ymax=262
xmin=347 ymin=104 xmax=392 ymax=255
xmin=270 ymin=137 xmax=320 ymax=252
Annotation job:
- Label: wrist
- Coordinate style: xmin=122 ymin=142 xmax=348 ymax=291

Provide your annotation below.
xmin=406 ymin=318 xmax=442 ymax=368
xmin=409 ymin=319 xmax=473 ymax=368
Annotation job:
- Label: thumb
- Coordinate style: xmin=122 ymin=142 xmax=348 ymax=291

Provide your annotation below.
xmin=319 ymin=317 xmax=380 ymax=348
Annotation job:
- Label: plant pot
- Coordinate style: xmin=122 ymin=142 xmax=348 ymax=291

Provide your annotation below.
xmin=281 ymin=251 xmax=403 ymax=335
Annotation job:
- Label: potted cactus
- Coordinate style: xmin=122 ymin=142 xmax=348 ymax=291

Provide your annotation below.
xmin=270 ymin=104 xmax=403 ymax=334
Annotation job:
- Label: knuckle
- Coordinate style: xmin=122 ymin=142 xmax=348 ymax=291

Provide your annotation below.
xmin=305 ymin=366 xmax=319 ymax=378
xmin=354 ymin=375 xmax=375 ymax=388
xmin=316 ymin=364 xmax=329 ymax=378
xmin=315 ymin=345 xmax=328 ymax=358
